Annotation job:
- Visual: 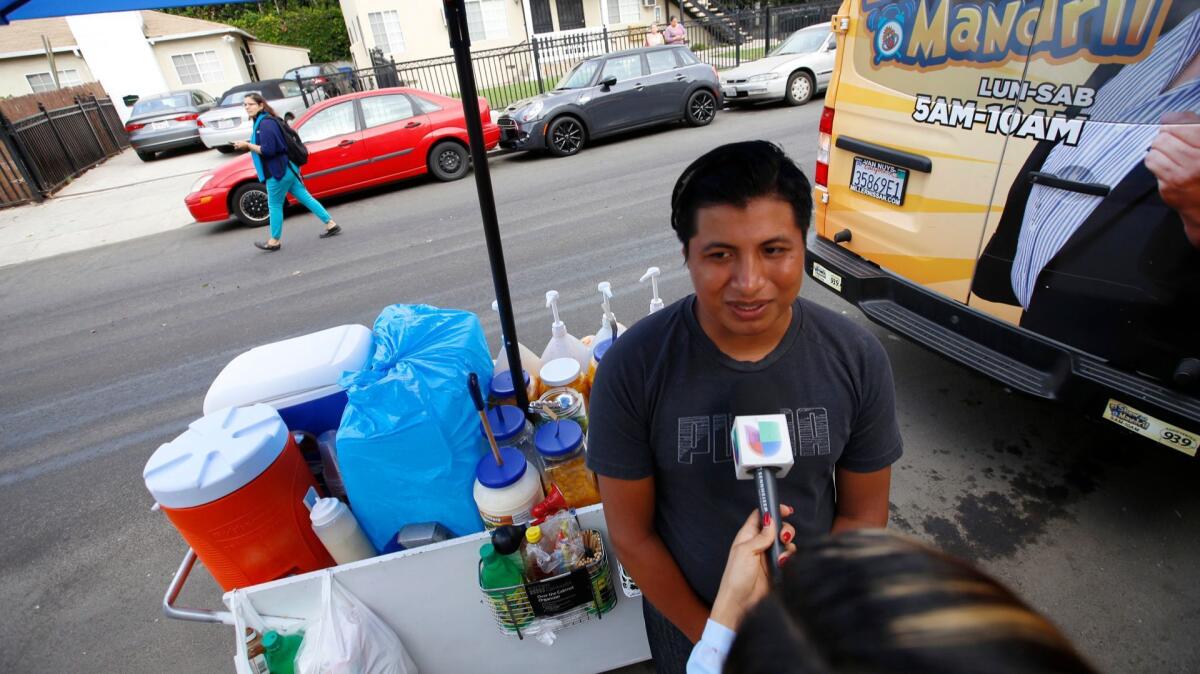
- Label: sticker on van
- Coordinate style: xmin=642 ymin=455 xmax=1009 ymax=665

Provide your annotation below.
xmin=1102 ymin=400 xmax=1199 ymax=456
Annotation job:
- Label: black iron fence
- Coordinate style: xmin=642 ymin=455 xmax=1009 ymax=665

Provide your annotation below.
xmin=0 ymin=95 xmax=128 ymax=208
xmin=298 ymin=2 xmax=841 ymax=113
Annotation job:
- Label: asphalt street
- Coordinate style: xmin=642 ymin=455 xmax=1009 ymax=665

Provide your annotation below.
xmin=1 ymin=101 xmax=1197 ymax=674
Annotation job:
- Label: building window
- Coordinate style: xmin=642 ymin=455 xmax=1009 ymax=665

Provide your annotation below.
xmin=466 ymin=0 xmax=508 ymax=40
xmin=171 ymin=50 xmax=224 ymax=85
xmin=368 ymin=10 xmax=405 ymax=55
xmin=25 ymin=69 xmax=83 ymax=92
xmin=607 ymin=0 xmax=640 ymax=24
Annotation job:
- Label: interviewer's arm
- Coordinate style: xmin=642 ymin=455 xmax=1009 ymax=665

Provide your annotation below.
xmin=599 ymin=474 xmax=710 ymax=643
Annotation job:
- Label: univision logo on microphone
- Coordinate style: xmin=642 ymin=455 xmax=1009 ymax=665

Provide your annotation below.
xmin=731 ymin=414 xmax=795 ymax=480
xmin=746 ymin=420 xmax=784 ymax=457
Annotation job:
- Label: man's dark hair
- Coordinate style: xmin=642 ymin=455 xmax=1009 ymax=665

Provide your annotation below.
xmin=670 ymin=141 xmax=813 ymax=254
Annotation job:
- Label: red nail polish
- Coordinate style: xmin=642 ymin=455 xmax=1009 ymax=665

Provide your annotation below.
xmin=781 ymin=531 xmax=792 ymax=544
xmin=762 ymin=513 xmax=771 ymax=528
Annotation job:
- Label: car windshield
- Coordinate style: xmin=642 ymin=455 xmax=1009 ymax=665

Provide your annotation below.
xmin=288 ymin=66 xmax=321 ymax=79
xmin=555 ymin=61 xmax=601 ymax=90
xmin=221 ymin=90 xmax=260 ymax=107
xmin=131 ymin=95 xmax=191 ymax=116
xmin=770 ymin=29 xmax=828 ymax=56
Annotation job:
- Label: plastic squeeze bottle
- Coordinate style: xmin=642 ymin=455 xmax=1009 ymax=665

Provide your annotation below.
xmin=480 ymin=543 xmax=534 ymax=630
xmin=491 ymin=299 xmax=543 ymax=393
xmin=591 ymin=282 xmax=628 ymax=347
xmin=541 ymin=290 xmax=591 ymax=374
xmin=640 ymin=267 xmax=665 ymax=315
xmin=309 ymin=497 xmax=377 ymax=565
xmin=262 ymin=630 xmax=303 ymax=674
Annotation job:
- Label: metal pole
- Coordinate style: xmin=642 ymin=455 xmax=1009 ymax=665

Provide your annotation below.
xmin=443 ymin=0 xmax=531 ymax=415
xmin=532 ymin=37 xmax=545 ymax=94
xmin=764 ymin=4 xmax=772 ymax=54
xmin=40 ymin=102 xmax=79 ymax=175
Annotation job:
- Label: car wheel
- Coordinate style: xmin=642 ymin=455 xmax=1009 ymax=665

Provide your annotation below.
xmin=136 ymin=150 xmax=155 ymax=162
xmin=216 ymin=145 xmax=235 ymax=154
xmin=785 ymin=71 xmax=814 ymax=106
xmin=685 ymin=90 xmax=717 ymax=126
xmin=428 ymin=141 xmax=470 ymax=181
xmin=547 ymin=116 xmax=585 ymax=157
xmin=231 ymin=182 xmax=271 ymax=227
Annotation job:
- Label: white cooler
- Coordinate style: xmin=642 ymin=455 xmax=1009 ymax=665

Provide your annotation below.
xmin=204 ymin=324 xmax=373 ymax=435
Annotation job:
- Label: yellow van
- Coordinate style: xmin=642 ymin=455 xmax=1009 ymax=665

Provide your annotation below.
xmin=808 ymin=0 xmax=1199 ymax=456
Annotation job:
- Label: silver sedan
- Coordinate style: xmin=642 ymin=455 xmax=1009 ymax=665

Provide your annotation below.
xmin=198 ymin=79 xmax=309 ymax=153
xmin=720 ymin=25 xmax=836 ymax=106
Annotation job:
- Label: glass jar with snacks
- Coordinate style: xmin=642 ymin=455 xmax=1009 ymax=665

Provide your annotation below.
xmin=489 ymin=369 xmax=534 ymax=409
xmin=484 ymin=405 xmax=540 ymax=474
xmin=540 ymin=357 xmax=589 ymax=404
xmin=535 ymin=419 xmax=600 ymax=508
xmin=531 ymin=388 xmax=587 ymax=434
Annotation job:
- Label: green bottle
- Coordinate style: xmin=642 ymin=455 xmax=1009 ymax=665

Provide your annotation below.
xmin=480 ymin=543 xmax=533 ymax=630
xmin=262 ymin=630 xmax=303 ymax=674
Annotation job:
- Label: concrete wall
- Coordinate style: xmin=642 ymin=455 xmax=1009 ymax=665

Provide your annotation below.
xmin=66 ymin=12 xmax=169 ymax=122
xmin=151 ymin=35 xmax=251 ymax=99
xmin=0 ymin=52 xmax=94 ymax=97
xmin=249 ymin=42 xmax=310 ymax=79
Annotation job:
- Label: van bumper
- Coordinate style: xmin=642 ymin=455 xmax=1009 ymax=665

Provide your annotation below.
xmin=806 ymin=233 xmax=1200 ymax=455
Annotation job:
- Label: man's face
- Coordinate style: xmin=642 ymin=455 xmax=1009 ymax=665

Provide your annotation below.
xmin=686 ymin=196 xmax=806 ymax=344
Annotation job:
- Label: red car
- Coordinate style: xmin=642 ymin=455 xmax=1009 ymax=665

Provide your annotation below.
xmin=185 ymin=88 xmax=500 ymax=226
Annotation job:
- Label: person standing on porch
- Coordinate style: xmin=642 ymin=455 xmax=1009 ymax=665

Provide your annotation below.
xmin=664 ymin=16 xmax=687 ymax=44
xmin=646 ymin=22 xmax=666 ymax=46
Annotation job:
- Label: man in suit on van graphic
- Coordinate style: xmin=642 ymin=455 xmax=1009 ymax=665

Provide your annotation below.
xmin=971 ymin=7 xmax=1200 ymax=385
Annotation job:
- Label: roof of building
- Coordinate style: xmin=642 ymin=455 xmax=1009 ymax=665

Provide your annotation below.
xmin=0 ymin=10 xmax=254 ymax=57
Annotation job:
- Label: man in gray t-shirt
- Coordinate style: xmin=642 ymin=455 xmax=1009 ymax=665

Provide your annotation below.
xmin=587 ymin=141 xmax=902 ymax=673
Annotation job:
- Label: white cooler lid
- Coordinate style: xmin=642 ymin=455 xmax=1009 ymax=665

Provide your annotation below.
xmin=144 ymin=404 xmax=290 ymax=509
xmin=203 ymin=324 xmax=372 ymax=415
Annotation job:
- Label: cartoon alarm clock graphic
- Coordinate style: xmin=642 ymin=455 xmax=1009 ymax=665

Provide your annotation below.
xmin=867 ymin=1 xmax=910 ymax=64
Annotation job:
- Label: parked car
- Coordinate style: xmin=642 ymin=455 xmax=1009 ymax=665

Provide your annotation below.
xmin=199 ymin=80 xmax=309 ymax=153
xmin=283 ymin=63 xmax=352 ymax=102
xmin=125 ymin=90 xmax=216 ymax=161
xmin=497 ymin=45 xmax=720 ymax=157
xmin=185 ymin=88 xmax=499 ymax=226
xmin=719 ymin=24 xmax=835 ymax=106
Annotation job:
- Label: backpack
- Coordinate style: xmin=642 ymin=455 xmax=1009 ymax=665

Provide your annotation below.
xmin=271 ymin=115 xmax=309 ymax=167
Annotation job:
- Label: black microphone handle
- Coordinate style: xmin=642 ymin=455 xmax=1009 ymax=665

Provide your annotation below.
xmin=754 ymin=467 xmax=785 ymax=586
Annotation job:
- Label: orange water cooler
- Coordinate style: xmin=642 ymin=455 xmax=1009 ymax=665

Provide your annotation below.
xmin=143 ymin=404 xmax=334 ymax=591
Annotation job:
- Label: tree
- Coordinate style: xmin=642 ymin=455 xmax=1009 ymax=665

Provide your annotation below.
xmin=163 ymin=2 xmax=351 ymax=63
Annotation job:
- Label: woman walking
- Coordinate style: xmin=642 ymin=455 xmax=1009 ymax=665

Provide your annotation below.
xmin=233 ymin=93 xmax=340 ymax=252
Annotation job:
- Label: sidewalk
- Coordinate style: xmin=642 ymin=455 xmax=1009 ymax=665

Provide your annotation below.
xmin=0 ymin=146 xmax=231 ymax=269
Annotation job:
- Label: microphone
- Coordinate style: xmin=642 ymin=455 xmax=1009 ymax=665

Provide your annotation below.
xmin=730 ymin=377 xmax=794 ymax=586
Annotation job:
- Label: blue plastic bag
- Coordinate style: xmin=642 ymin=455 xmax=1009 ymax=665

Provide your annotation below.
xmin=336 ymin=304 xmax=492 ymax=549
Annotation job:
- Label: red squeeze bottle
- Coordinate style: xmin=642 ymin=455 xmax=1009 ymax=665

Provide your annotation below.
xmin=531 ymin=485 xmax=567 ymax=523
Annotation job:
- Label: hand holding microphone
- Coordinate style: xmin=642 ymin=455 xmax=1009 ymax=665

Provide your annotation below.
xmin=710 ymin=505 xmax=797 ymax=630
xmin=730 ymin=377 xmax=795 ymax=586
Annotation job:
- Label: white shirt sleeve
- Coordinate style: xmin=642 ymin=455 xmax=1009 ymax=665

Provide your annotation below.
xmin=686 ymin=619 xmax=737 ymax=674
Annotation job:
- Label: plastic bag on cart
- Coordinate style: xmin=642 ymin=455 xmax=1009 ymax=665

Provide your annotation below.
xmin=231 ymin=589 xmax=304 ymax=674
xmin=337 ymin=303 xmax=492 ymax=549
xmin=295 ymin=571 xmax=418 ymax=674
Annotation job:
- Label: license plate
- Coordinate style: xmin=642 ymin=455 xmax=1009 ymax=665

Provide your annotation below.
xmin=722 ymin=87 xmax=735 ymax=97
xmin=849 ymin=157 xmax=907 ymax=206
xmin=150 ymin=121 xmax=169 ymax=130
xmin=216 ymin=119 xmax=236 ymax=129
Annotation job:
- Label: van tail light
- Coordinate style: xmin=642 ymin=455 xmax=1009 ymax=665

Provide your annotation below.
xmin=815 ymin=106 xmax=834 ymax=187
xmin=125 ymin=121 xmax=145 ymax=132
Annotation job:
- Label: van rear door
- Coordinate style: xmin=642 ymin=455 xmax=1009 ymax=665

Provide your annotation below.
xmin=819 ymin=0 xmax=1047 ymax=303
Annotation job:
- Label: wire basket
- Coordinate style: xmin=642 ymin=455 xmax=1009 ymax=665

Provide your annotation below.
xmin=479 ymin=528 xmax=618 ymax=639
